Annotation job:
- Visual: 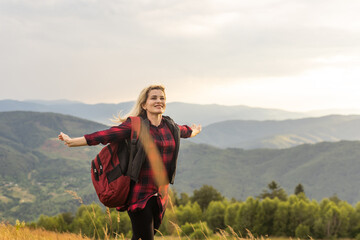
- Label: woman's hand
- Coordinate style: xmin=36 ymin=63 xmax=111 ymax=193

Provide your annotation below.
xmin=58 ymin=132 xmax=72 ymax=147
xmin=58 ymin=132 xmax=87 ymax=147
xmin=190 ymin=124 xmax=202 ymax=137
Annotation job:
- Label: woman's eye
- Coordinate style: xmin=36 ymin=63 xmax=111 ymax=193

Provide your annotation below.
xmin=149 ymin=95 xmax=165 ymax=101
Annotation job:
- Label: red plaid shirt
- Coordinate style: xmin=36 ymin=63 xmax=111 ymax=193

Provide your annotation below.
xmin=84 ymin=117 xmax=192 ymax=222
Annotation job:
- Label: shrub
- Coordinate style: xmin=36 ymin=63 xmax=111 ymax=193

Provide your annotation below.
xmin=190 ymin=229 xmax=206 ymax=239
xmin=180 ymin=222 xmax=212 ymax=239
xmin=295 ymin=224 xmax=310 ymax=239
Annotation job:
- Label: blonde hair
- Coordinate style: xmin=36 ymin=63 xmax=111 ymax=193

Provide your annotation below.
xmin=113 ymin=85 xmax=166 ymax=123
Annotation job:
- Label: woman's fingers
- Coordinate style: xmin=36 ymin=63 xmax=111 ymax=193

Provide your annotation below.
xmin=58 ymin=132 xmax=64 ymax=141
xmin=58 ymin=132 xmax=70 ymax=144
xmin=190 ymin=124 xmax=202 ymax=137
xmin=191 ymin=124 xmax=202 ymax=132
xmin=58 ymin=132 xmax=66 ymax=140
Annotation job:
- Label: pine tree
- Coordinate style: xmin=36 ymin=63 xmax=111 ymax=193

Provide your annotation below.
xmin=294 ymin=183 xmax=305 ymax=195
xmin=258 ymin=181 xmax=287 ymax=201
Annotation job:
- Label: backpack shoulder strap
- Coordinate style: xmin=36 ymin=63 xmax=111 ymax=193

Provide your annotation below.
xmin=127 ymin=116 xmax=141 ymax=174
xmin=129 ymin=116 xmax=141 ymax=142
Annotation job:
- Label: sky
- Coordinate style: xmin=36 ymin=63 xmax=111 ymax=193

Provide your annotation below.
xmin=1 ymin=0 xmax=360 ymax=112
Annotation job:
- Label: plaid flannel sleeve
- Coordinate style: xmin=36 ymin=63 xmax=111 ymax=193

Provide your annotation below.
xmin=84 ymin=118 xmax=131 ymax=146
xmin=178 ymin=124 xmax=192 ymax=138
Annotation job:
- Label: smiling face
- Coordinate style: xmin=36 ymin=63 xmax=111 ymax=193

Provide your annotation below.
xmin=142 ymin=89 xmax=166 ymax=116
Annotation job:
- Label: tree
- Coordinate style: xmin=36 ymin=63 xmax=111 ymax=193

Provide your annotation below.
xmin=205 ymin=201 xmax=227 ymax=231
xmin=225 ymin=202 xmax=242 ymax=231
xmin=258 ymin=181 xmax=287 ymax=201
xmin=108 ymin=209 xmax=131 ymax=237
xmin=294 ymin=183 xmax=305 ymax=195
xmin=295 ymin=224 xmax=310 ymax=239
xmin=178 ymin=193 xmax=191 ymax=206
xmin=176 ymin=202 xmax=202 ymax=226
xmin=273 ymin=201 xmax=290 ymax=236
xmin=70 ymin=204 xmax=106 ymax=238
xmin=159 ymin=207 xmax=177 ymax=235
xmin=336 ymin=201 xmax=355 ymax=237
xmin=191 ymin=185 xmax=224 ymax=211
xmin=287 ymin=195 xmax=317 ymax=237
xmin=315 ymin=199 xmax=342 ymax=238
xmin=61 ymin=212 xmax=74 ymax=225
xmin=254 ymin=197 xmax=278 ymax=236
xmin=37 ymin=214 xmax=62 ymax=232
xmin=172 ymin=188 xmax=190 ymax=206
xmin=235 ymin=197 xmax=260 ymax=234
xmin=329 ymin=194 xmax=341 ymax=204
xmin=349 ymin=202 xmax=360 ymax=238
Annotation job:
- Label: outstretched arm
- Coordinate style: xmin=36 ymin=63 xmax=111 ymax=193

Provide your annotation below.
xmin=190 ymin=124 xmax=202 ymax=138
xmin=58 ymin=132 xmax=87 ymax=147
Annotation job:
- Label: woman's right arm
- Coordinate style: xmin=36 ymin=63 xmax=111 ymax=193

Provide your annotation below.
xmin=58 ymin=132 xmax=87 ymax=147
xmin=58 ymin=118 xmax=132 ymax=148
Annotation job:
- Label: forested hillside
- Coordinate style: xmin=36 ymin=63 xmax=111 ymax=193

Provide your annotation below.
xmin=190 ymin=115 xmax=360 ymax=148
xmin=0 ymin=111 xmax=359 ymax=223
xmin=177 ymin=140 xmax=360 ymax=204
xmin=0 ymin=111 xmax=105 ymax=222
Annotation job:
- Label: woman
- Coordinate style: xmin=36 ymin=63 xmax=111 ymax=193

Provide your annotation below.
xmin=58 ymin=85 xmax=201 ymax=240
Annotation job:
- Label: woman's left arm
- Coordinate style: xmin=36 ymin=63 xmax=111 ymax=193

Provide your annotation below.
xmin=178 ymin=124 xmax=202 ymax=138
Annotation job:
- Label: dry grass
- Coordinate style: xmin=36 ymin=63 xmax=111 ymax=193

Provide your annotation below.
xmin=0 ymin=222 xmax=91 ymax=240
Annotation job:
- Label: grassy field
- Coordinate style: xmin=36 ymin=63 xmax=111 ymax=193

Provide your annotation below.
xmin=0 ymin=221 xmax=294 ymax=240
xmin=0 ymin=222 xmax=92 ymax=240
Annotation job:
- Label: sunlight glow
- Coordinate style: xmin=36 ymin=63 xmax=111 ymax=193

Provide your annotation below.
xmin=196 ymin=66 xmax=360 ymax=111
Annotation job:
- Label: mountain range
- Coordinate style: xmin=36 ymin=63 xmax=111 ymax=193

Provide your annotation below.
xmin=192 ymin=115 xmax=360 ymax=149
xmin=0 ymin=99 xmax=315 ymax=126
xmin=3 ymin=99 xmax=360 ymax=149
xmin=0 ymin=111 xmax=359 ymax=223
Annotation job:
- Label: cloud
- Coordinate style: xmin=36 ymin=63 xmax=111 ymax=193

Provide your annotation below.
xmin=1 ymin=0 xmax=359 ymax=107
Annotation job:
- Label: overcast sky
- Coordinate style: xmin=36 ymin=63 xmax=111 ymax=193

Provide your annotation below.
xmin=1 ymin=0 xmax=360 ymax=111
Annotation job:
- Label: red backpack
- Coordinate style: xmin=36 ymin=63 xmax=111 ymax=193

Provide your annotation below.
xmin=91 ymin=117 xmax=141 ymax=208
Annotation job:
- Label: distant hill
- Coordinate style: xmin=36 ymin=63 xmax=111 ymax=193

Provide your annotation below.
xmin=190 ymin=115 xmax=360 ymax=149
xmin=1 ymin=111 xmax=359 ymax=223
xmin=306 ymin=108 xmax=360 ymax=116
xmin=165 ymin=102 xmax=307 ymax=125
xmin=0 ymin=111 xmax=106 ymax=222
xmin=0 ymin=100 xmax=134 ymax=126
xmin=177 ymin=140 xmax=360 ymax=205
xmin=0 ymin=99 xmax=308 ymax=126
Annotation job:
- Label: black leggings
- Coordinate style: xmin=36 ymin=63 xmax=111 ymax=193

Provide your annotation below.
xmin=128 ymin=197 xmax=160 ymax=240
